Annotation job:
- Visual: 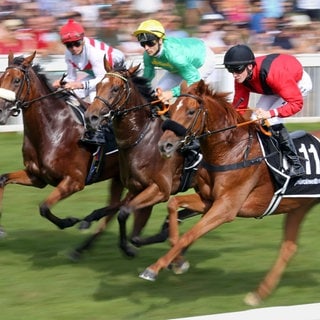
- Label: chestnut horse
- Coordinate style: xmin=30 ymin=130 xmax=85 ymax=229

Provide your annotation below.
xmin=0 ymin=52 xmax=125 ymax=247
xmin=83 ymin=58 xmax=203 ymax=257
xmin=139 ymin=80 xmax=320 ymax=305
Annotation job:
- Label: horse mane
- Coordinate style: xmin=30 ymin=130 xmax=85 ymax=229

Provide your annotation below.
xmin=113 ymin=61 xmax=155 ymax=102
xmin=201 ymin=83 xmax=244 ymax=123
xmin=12 ymin=55 xmax=54 ymax=93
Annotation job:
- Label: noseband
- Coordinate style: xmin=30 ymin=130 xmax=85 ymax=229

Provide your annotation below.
xmin=162 ymin=93 xmax=207 ymax=146
xmin=0 ymin=65 xmax=31 ymax=116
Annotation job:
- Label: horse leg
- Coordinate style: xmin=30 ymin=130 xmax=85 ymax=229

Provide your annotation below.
xmin=131 ymin=208 xmax=199 ymax=247
xmin=71 ymin=174 xmax=125 ymax=260
xmin=139 ymin=197 xmax=237 ymax=281
xmin=0 ymin=171 xmax=46 ymax=236
xmin=166 ymin=194 xmax=208 ymax=274
xmin=70 ymin=177 xmax=124 ymax=260
xmin=244 ymin=207 xmax=310 ymax=306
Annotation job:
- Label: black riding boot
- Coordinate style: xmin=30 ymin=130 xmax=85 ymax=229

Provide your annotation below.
xmin=271 ymin=124 xmax=305 ymax=177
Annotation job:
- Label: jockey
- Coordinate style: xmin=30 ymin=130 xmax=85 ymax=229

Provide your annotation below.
xmin=133 ymin=19 xmax=217 ymax=104
xmin=53 ymin=19 xmax=125 ymax=146
xmin=53 ymin=19 xmax=125 ymax=102
xmin=223 ymin=44 xmax=313 ymax=177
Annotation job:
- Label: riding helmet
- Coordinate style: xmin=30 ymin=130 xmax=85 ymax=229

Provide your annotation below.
xmin=133 ymin=19 xmax=166 ymax=40
xmin=223 ymin=44 xmax=255 ymax=66
xmin=60 ymin=19 xmax=85 ymax=43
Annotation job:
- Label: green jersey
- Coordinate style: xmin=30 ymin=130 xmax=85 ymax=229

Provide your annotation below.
xmin=142 ymin=37 xmax=207 ymax=96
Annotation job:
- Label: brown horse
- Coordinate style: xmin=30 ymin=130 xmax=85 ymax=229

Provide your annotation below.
xmin=0 ymin=51 xmax=124 ymax=247
xmin=139 ymin=79 xmax=320 ymax=305
xmin=83 ymin=58 xmax=203 ymax=257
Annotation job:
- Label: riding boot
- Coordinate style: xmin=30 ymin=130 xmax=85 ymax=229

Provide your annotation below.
xmin=271 ymin=124 xmax=305 ymax=177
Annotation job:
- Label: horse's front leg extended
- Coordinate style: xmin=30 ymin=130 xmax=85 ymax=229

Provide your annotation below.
xmin=39 ymin=176 xmax=84 ymax=229
xmin=0 ymin=170 xmax=45 ymax=237
xmin=140 ymin=198 xmax=237 ymax=281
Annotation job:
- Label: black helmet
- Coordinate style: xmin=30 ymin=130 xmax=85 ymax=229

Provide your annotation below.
xmin=224 ymin=44 xmax=255 ymax=66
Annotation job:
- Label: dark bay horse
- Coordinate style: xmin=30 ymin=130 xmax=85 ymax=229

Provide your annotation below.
xmin=139 ymin=80 xmax=320 ymax=305
xmin=0 ymin=51 xmax=124 ymax=244
xmin=83 ymin=58 xmax=203 ymax=257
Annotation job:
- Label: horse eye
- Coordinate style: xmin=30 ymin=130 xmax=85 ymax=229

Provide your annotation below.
xmin=112 ymin=86 xmax=120 ymax=93
xmin=14 ymin=78 xmax=21 ymax=85
xmin=187 ymin=108 xmax=196 ymax=116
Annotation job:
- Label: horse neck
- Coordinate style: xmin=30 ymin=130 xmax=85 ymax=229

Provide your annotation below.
xmin=201 ymin=96 xmax=254 ymax=163
xmin=112 ymin=91 xmax=157 ymax=149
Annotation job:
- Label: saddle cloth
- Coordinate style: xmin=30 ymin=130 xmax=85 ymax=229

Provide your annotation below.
xmin=258 ymin=130 xmax=320 ymax=217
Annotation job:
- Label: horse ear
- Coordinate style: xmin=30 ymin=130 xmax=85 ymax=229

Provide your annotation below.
xmin=103 ymin=54 xmax=112 ymax=72
xmin=180 ymin=80 xmax=188 ymax=94
xmin=196 ymin=79 xmax=206 ymax=95
xmin=8 ymin=51 xmax=14 ymax=65
xmin=23 ymin=51 xmax=36 ymax=67
xmin=128 ymin=63 xmax=140 ymax=76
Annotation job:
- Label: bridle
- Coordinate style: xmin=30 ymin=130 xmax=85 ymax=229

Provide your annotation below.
xmin=93 ymin=72 xmax=131 ymax=120
xmin=0 ymin=64 xmax=67 ymax=117
xmin=93 ymin=71 xmax=160 ymax=122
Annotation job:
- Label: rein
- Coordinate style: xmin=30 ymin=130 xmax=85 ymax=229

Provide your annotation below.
xmin=170 ymin=92 xmax=272 ymax=171
xmin=1 ymin=65 xmax=69 ymax=115
xmin=95 ymin=71 xmax=163 ymax=120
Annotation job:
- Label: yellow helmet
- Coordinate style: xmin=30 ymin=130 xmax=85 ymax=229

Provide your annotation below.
xmin=133 ymin=19 xmax=165 ymax=39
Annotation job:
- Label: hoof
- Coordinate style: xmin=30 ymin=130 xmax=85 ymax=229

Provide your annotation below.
xmin=78 ymin=220 xmax=92 ymax=230
xmin=130 ymin=236 xmax=143 ymax=248
xmin=170 ymin=260 xmax=190 ymax=275
xmin=0 ymin=227 xmax=6 ymax=238
xmin=139 ymin=268 xmax=157 ymax=281
xmin=122 ymin=246 xmax=137 ymax=258
xmin=244 ymin=292 xmax=261 ymax=306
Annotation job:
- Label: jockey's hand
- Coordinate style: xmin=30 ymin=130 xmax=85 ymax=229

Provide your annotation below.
xmin=255 ymin=108 xmax=271 ymax=120
xmin=156 ymin=88 xmax=173 ymax=104
xmin=52 ymin=79 xmax=62 ymax=88
xmin=63 ymin=81 xmax=84 ymax=91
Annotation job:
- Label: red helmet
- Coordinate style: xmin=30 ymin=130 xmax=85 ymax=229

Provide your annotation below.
xmin=60 ymin=19 xmax=84 ymax=43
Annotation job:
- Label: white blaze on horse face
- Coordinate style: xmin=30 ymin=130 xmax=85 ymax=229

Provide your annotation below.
xmin=176 ymin=100 xmax=184 ymax=111
xmin=0 ymin=88 xmax=16 ymax=101
xmin=102 ymin=78 xmax=110 ymax=84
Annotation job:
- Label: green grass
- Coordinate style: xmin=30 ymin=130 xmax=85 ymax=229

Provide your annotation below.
xmin=0 ymin=125 xmax=319 ymax=320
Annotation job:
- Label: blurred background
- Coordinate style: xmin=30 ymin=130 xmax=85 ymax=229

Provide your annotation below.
xmin=0 ymin=0 xmax=319 ymax=56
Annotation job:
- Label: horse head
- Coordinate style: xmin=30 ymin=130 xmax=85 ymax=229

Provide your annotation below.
xmin=85 ymin=55 xmax=141 ymax=130
xmin=158 ymin=80 xmax=208 ymax=158
xmin=159 ymin=79 xmax=238 ymax=158
xmin=0 ymin=51 xmax=37 ymax=124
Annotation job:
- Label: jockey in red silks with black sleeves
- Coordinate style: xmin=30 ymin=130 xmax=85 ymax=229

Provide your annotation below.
xmin=223 ymin=44 xmax=312 ymax=177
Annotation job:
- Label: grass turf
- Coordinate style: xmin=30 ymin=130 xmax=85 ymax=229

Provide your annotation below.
xmin=0 ymin=124 xmax=319 ymax=320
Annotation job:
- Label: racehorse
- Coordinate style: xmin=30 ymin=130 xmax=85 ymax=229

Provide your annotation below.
xmin=83 ymin=57 xmax=203 ymax=257
xmin=0 ymin=51 xmax=125 ymax=248
xmin=139 ymin=79 xmax=320 ymax=305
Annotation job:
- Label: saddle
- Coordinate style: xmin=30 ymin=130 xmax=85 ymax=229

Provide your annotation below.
xmin=258 ymin=130 xmax=320 ymax=217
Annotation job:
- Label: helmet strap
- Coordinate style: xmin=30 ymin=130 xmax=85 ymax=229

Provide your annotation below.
xmin=153 ymin=39 xmax=163 ymax=57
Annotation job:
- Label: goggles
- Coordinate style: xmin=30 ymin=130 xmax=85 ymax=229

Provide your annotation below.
xmin=225 ymin=64 xmax=247 ymax=74
xmin=140 ymin=40 xmax=157 ymax=48
xmin=65 ymin=40 xmax=82 ymax=49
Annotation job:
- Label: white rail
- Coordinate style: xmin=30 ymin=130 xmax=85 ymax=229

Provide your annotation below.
xmin=0 ymin=53 xmax=319 ymax=132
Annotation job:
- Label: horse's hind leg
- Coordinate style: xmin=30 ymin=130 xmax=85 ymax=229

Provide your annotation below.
xmin=70 ymin=177 xmax=124 ymax=259
xmin=69 ymin=212 xmax=115 ymax=261
xmin=244 ymin=207 xmax=310 ymax=306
